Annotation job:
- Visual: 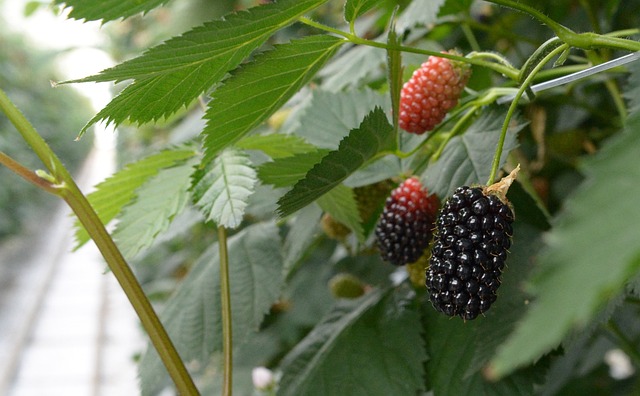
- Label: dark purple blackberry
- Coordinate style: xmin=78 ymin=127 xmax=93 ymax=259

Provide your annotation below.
xmin=375 ymin=177 xmax=439 ymax=266
xmin=425 ymin=169 xmax=518 ymax=320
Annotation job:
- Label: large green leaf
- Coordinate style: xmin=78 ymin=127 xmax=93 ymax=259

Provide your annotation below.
xmin=112 ymin=158 xmax=197 ymax=259
xmin=316 ymin=184 xmax=364 ymax=241
xmin=277 ymin=107 xmax=395 ymax=217
xmin=74 ymin=148 xmax=196 ymax=247
xmin=53 ymin=0 xmax=169 ymax=23
xmin=139 ymin=222 xmax=283 ymax=395
xmin=191 ymin=148 xmax=256 ymax=229
xmin=68 ymin=0 xmax=329 ymax=134
xmin=278 ymin=286 xmax=426 ymax=396
xmin=488 ymin=109 xmax=640 ymax=379
xmin=202 ymin=35 xmax=344 ymax=163
xmin=282 ymin=88 xmax=390 ymax=149
xmin=422 ymin=107 xmax=525 ymax=199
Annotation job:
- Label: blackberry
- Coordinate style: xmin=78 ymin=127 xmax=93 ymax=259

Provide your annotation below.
xmin=375 ymin=177 xmax=439 ymax=266
xmin=426 ymin=167 xmax=519 ymax=320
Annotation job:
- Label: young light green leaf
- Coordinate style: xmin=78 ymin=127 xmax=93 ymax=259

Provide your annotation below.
xmin=488 ymin=109 xmax=640 ymax=379
xmin=202 ymin=35 xmax=344 ymax=163
xmin=235 ymin=134 xmax=318 ymax=159
xmin=112 ymin=159 xmax=197 ymax=259
xmin=283 ymin=88 xmax=390 ymax=149
xmin=316 ymin=184 xmax=364 ymax=242
xmin=68 ymin=0 xmax=330 ymax=135
xmin=258 ymin=149 xmax=330 ymax=187
xmin=422 ymin=107 xmax=525 ymax=199
xmin=396 ymin=0 xmax=445 ymax=32
xmin=139 ymin=222 xmax=283 ymax=395
xmin=344 ymin=0 xmax=382 ymax=22
xmin=74 ymin=148 xmax=196 ymax=248
xmin=191 ymin=148 xmax=256 ymax=229
xmin=278 ymin=286 xmax=426 ymax=396
xmin=277 ymin=107 xmax=395 ymax=217
xmin=53 ymin=0 xmax=169 ymax=23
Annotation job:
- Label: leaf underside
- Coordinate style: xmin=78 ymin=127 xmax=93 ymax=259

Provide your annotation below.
xmin=53 ymin=0 xmax=170 ymax=23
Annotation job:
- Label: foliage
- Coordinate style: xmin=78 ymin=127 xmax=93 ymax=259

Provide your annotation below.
xmin=5 ymin=0 xmax=640 ymax=395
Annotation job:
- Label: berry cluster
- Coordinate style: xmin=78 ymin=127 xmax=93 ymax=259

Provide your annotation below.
xmin=375 ymin=178 xmax=439 ymax=266
xmin=426 ymin=186 xmax=514 ymax=320
xmin=399 ymin=51 xmax=471 ymax=134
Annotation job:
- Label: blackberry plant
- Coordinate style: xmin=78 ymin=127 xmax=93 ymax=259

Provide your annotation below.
xmin=2 ymin=0 xmax=640 ymax=395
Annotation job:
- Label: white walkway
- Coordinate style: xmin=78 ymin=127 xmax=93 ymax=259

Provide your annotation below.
xmin=0 ymin=140 xmax=144 ymax=395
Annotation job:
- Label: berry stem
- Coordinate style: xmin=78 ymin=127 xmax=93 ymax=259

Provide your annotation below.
xmin=218 ymin=225 xmax=233 ymax=396
xmin=0 ymin=87 xmax=200 ymax=395
xmin=297 ymin=17 xmax=520 ymax=80
xmin=487 ymin=43 xmax=569 ymax=185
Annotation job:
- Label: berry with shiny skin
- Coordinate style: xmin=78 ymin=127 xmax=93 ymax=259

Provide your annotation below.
xmin=399 ymin=51 xmax=471 ymax=134
xmin=375 ymin=178 xmax=439 ymax=266
xmin=426 ymin=186 xmax=514 ymax=320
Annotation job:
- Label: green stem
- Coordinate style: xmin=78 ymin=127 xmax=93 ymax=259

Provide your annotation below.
xmin=605 ymin=320 xmax=640 ymax=368
xmin=0 ymin=87 xmax=199 ymax=395
xmin=298 ymin=17 xmax=520 ymax=81
xmin=0 ymin=151 xmax=59 ymax=194
xmin=218 ymin=225 xmax=233 ymax=396
xmin=487 ymin=44 xmax=569 ymax=185
xmin=432 ymin=106 xmax=479 ymax=161
xmin=484 ymin=0 xmax=577 ymax=40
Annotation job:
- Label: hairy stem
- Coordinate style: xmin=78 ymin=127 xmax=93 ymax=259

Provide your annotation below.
xmin=0 ymin=151 xmax=59 ymax=194
xmin=218 ymin=225 xmax=233 ymax=396
xmin=0 ymin=87 xmax=199 ymax=395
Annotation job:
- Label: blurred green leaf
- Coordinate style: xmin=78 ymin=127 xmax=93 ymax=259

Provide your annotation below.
xmin=139 ymin=222 xmax=283 ymax=395
xmin=53 ymin=0 xmax=169 ymax=23
xmin=319 ymin=45 xmax=385 ymax=92
xmin=68 ymin=0 xmax=330 ymax=134
xmin=278 ymin=286 xmax=426 ymax=396
xmin=258 ymin=149 xmax=330 ymax=187
xmin=316 ymin=184 xmax=364 ymax=241
xmin=283 ymin=88 xmax=389 ymax=149
xmin=113 ymin=158 xmax=197 ymax=259
xmin=235 ymin=134 xmax=317 ymax=159
xmin=396 ymin=0 xmax=445 ymax=32
xmin=74 ymin=148 xmax=196 ymax=248
xmin=422 ymin=107 xmax=525 ymax=199
xmin=202 ymin=35 xmax=344 ymax=163
xmin=277 ymin=107 xmax=395 ymax=217
xmin=344 ymin=0 xmax=382 ymax=22
xmin=191 ymin=148 xmax=256 ymax=229
xmin=489 ymin=109 xmax=640 ymax=379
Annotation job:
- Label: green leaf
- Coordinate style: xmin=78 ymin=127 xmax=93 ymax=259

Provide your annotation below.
xmin=278 ymin=286 xmax=426 ymax=396
xmin=318 ymin=45 xmax=385 ymax=92
xmin=424 ymin=223 xmax=546 ymax=395
xmin=201 ymin=35 xmax=344 ymax=163
xmin=257 ymin=149 xmax=330 ymax=187
xmin=53 ymin=0 xmax=169 ymax=23
xmin=139 ymin=222 xmax=283 ymax=395
xmin=235 ymin=134 xmax=318 ymax=159
xmin=69 ymin=0 xmax=330 ymax=134
xmin=344 ymin=0 xmax=383 ymax=22
xmin=191 ymin=148 xmax=257 ymax=229
xmin=112 ymin=158 xmax=197 ymax=259
xmin=282 ymin=88 xmax=390 ymax=149
xmin=422 ymin=107 xmax=525 ymax=199
xmin=283 ymin=204 xmax=323 ymax=275
xmin=488 ymin=110 xmax=640 ymax=379
xmin=74 ymin=148 xmax=196 ymax=248
xmin=316 ymin=184 xmax=364 ymax=241
xmin=277 ymin=107 xmax=395 ymax=217
xmin=396 ymin=0 xmax=445 ymax=32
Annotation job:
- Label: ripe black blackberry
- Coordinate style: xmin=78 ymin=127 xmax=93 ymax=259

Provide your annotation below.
xmin=375 ymin=177 xmax=439 ymax=266
xmin=426 ymin=167 xmax=518 ymax=320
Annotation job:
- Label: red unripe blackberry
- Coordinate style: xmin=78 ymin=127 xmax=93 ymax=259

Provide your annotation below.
xmin=375 ymin=177 xmax=439 ymax=266
xmin=426 ymin=168 xmax=519 ymax=320
xmin=399 ymin=51 xmax=471 ymax=134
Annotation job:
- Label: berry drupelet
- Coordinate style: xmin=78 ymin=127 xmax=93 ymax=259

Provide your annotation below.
xmin=426 ymin=168 xmax=518 ymax=320
xmin=375 ymin=177 xmax=439 ymax=266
